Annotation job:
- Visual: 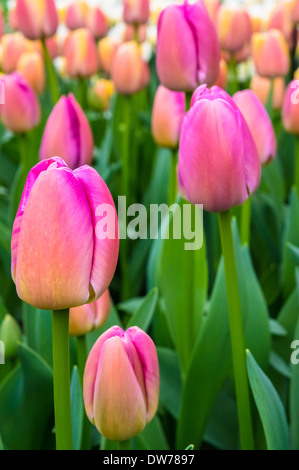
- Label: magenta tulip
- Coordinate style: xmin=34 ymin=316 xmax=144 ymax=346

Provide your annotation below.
xmin=69 ymin=289 xmax=111 ymax=336
xmin=156 ymin=0 xmax=220 ymax=92
xmin=11 ymin=157 xmax=119 ymax=310
xmin=151 ymin=85 xmax=185 ymax=148
xmin=83 ymin=325 xmax=159 ymax=441
xmin=40 ymin=94 xmax=94 ymax=169
xmin=233 ymin=89 xmax=277 ymax=165
xmin=178 ymin=85 xmax=261 ymax=213
xmin=0 ymin=72 xmax=41 ymax=133
xmin=15 ymin=0 xmax=58 ymax=40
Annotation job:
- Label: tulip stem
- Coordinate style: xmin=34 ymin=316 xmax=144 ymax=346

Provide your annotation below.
xmin=218 ymin=210 xmax=254 ymax=451
xmin=240 ymin=197 xmax=252 ymax=246
xmin=185 ymin=92 xmax=192 ymax=112
xmin=117 ymin=439 xmax=131 ymax=450
xmin=78 ymin=77 xmax=88 ymax=109
xmin=168 ymin=148 xmax=178 ymax=205
xmin=266 ymin=78 xmax=274 ymax=119
xmin=52 ymin=309 xmax=73 ymax=450
xmin=41 ymin=38 xmax=60 ymax=105
xmin=295 ymin=137 xmax=299 ymax=194
xmin=76 ymin=335 xmax=91 ymax=450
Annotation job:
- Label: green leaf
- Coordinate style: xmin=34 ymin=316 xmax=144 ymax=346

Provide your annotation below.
xmin=0 ymin=343 xmax=54 ymax=450
xmin=269 ymin=318 xmax=288 ymax=337
xmin=269 ymin=351 xmax=291 ymax=379
xmin=133 ymin=415 xmax=169 ymax=451
xmin=246 ymin=350 xmax=289 ymax=450
xmin=126 ymin=287 xmax=158 ymax=331
xmin=287 ymin=242 xmax=299 ymax=266
xmin=157 ymin=347 xmax=182 ymax=420
xmin=70 ymin=366 xmax=83 ymax=451
xmin=289 ymin=269 xmax=299 ymax=449
xmin=282 ymin=188 xmax=299 ymax=298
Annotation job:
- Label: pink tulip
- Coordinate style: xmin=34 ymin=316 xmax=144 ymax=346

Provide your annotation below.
xmin=111 ymin=41 xmax=149 ymax=95
xmin=0 ymin=72 xmax=41 ymax=133
xmin=16 ymin=0 xmax=58 ymax=40
xmin=178 ymin=85 xmax=261 ymax=213
xmin=65 ymin=0 xmax=88 ymax=31
xmin=282 ymin=79 xmax=299 ymax=135
xmin=40 ymin=94 xmax=94 ymax=169
xmin=83 ymin=325 xmax=159 ymax=441
xmin=69 ymin=289 xmax=111 ymax=336
xmin=233 ymin=89 xmax=277 ymax=165
xmin=156 ymin=0 xmax=220 ymax=92
xmin=98 ymin=36 xmax=120 ymax=75
xmin=151 ymin=85 xmax=185 ymax=148
xmin=123 ymin=0 xmax=149 ymax=25
xmin=217 ymin=5 xmax=252 ymax=52
xmin=64 ymin=28 xmax=99 ymax=78
xmin=11 ymin=157 xmax=119 ymax=310
xmin=0 ymin=33 xmax=34 ymax=74
xmin=251 ymin=29 xmax=290 ymax=78
xmin=86 ymin=6 xmax=109 ymax=39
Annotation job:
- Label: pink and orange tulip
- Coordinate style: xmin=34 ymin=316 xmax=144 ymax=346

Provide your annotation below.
xmin=156 ymin=0 xmax=220 ymax=92
xmin=17 ymin=51 xmax=46 ymax=95
xmin=282 ymin=79 xmax=299 ymax=134
xmin=15 ymin=0 xmax=58 ymax=40
xmin=69 ymin=289 xmax=111 ymax=337
xmin=251 ymin=29 xmax=290 ymax=78
xmin=250 ymin=75 xmax=286 ymax=110
xmin=0 ymin=72 xmax=41 ymax=133
xmin=151 ymin=85 xmax=185 ymax=149
xmin=178 ymin=85 xmax=261 ymax=213
xmin=65 ymin=0 xmax=89 ymax=31
xmin=217 ymin=5 xmax=252 ymax=53
xmin=98 ymin=36 xmax=120 ymax=75
xmin=233 ymin=89 xmax=277 ymax=165
xmin=64 ymin=28 xmax=99 ymax=78
xmin=11 ymin=157 xmax=119 ymax=310
xmin=86 ymin=6 xmax=109 ymax=39
xmin=123 ymin=0 xmax=150 ymax=25
xmin=83 ymin=325 xmax=159 ymax=441
xmin=0 ymin=33 xmax=33 ymax=74
xmin=40 ymin=94 xmax=94 ymax=169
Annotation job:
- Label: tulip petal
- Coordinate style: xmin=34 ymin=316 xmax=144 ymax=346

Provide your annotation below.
xmin=68 ymin=94 xmax=94 ymax=167
xmin=93 ymin=336 xmax=147 ymax=441
xmin=126 ymin=327 xmax=160 ymax=422
xmin=14 ymin=162 xmax=94 ymax=309
xmin=74 ymin=165 xmax=119 ymax=301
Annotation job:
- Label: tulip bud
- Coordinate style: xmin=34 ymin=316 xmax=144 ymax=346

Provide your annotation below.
xmin=0 ymin=315 xmax=22 ymax=359
xmin=151 ymin=85 xmax=185 ymax=149
xmin=250 ymin=75 xmax=286 ymax=110
xmin=83 ymin=325 xmax=159 ymax=441
xmin=233 ymin=89 xmax=277 ymax=165
xmin=86 ymin=7 xmax=109 ymax=39
xmin=156 ymin=1 xmax=220 ymax=92
xmin=16 ymin=0 xmax=58 ymax=40
xmin=282 ymin=79 xmax=299 ymax=134
xmin=251 ymin=29 xmax=290 ymax=78
xmin=0 ymin=33 xmax=34 ymax=74
xmin=40 ymin=94 xmax=94 ymax=169
xmin=0 ymin=72 xmax=41 ymax=133
xmin=289 ymin=0 xmax=299 ymax=24
xmin=267 ymin=3 xmax=293 ymax=43
xmin=178 ymin=85 xmax=261 ymax=213
xmin=11 ymin=157 xmax=119 ymax=310
xmin=98 ymin=36 xmax=120 ymax=75
xmin=17 ymin=51 xmax=46 ymax=95
xmin=123 ymin=0 xmax=149 ymax=25
xmin=111 ymin=41 xmax=149 ymax=95
xmin=88 ymin=79 xmax=115 ymax=112
xmin=65 ymin=0 xmax=89 ymax=31
xmin=69 ymin=289 xmax=111 ymax=337
xmin=217 ymin=5 xmax=252 ymax=53
xmin=64 ymin=28 xmax=99 ymax=78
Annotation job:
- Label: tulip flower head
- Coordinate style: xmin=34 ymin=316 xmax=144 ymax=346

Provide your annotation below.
xmin=83 ymin=325 xmax=159 ymax=441
xmin=151 ymin=85 xmax=186 ymax=148
xmin=40 ymin=93 xmax=94 ymax=169
xmin=11 ymin=157 xmax=119 ymax=310
xmin=69 ymin=289 xmax=111 ymax=336
xmin=250 ymin=75 xmax=286 ymax=110
xmin=98 ymin=36 xmax=120 ymax=75
xmin=156 ymin=0 xmax=220 ymax=92
xmin=88 ymin=79 xmax=115 ymax=112
xmin=178 ymin=85 xmax=261 ymax=213
xmin=86 ymin=6 xmax=109 ymax=39
xmin=65 ymin=0 xmax=89 ymax=30
xmin=217 ymin=4 xmax=252 ymax=53
xmin=251 ymin=29 xmax=290 ymax=78
xmin=0 ymin=33 xmax=34 ymax=74
xmin=233 ymin=89 xmax=277 ymax=165
xmin=0 ymin=72 xmax=41 ymax=133
xmin=123 ymin=0 xmax=150 ymax=25
xmin=17 ymin=51 xmax=46 ymax=95
xmin=16 ymin=0 xmax=59 ymax=40
xmin=64 ymin=28 xmax=99 ymax=78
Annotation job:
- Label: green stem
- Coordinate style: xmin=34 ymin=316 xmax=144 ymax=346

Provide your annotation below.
xmin=168 ymin=148 xmax=178 ymax=205
xmin=41 ymin=38 xmax=60 ymax=105
xmin=218 ymin=211 xmax=254 ymax=451
xmin=78 ymin=77 xmax=88 ymax=109
xmin=117 ymin=439 xmax=131 ymax=450
xmin=266 ymin=78 xmax=274 ymax=120
xmin=52 ymin=309 xmax=73 ymax=450
xmin=240 ymin=197 xmax=252 ymax=246
xmin=229 ymin=56 xmax=239 ymax=95
xmin=76 ymin=335 xmax=91 ymax=450
xmin=295 ymin=137 xmax=299 ymax=194
xmin=185 ymin=92 xmax=193 ymax=112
